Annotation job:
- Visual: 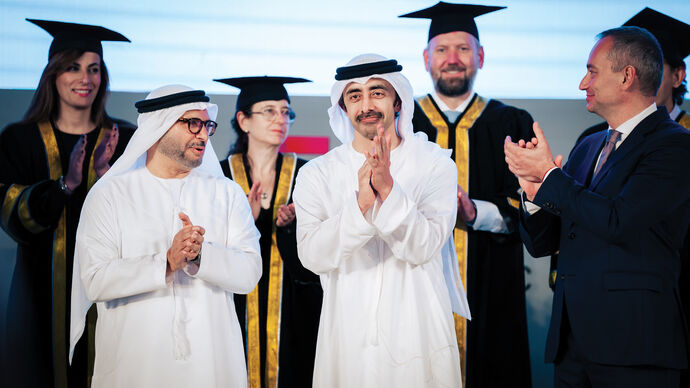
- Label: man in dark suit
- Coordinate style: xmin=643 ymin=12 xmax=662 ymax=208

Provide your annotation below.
xmin=505 ymin=26 xmax=690 ymax=387
xmin=548 ymin=8 xmax=690 ymax=291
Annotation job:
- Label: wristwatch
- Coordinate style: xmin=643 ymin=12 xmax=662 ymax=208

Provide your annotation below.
xmin=58 ymin=176 xmax=72 ymax=195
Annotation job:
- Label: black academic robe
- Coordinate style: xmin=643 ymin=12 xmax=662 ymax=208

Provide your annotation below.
xmin=0 ymin=119 xmax=135 ymax=388
xmin=413 ymin=95 xmax=533 ymax=388
xmin=220 ymin=153 xmax=322 ymax=388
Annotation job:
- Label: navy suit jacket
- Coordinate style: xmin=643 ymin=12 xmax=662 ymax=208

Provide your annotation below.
xmin=520 ymin=108 xmax=690 ymax=369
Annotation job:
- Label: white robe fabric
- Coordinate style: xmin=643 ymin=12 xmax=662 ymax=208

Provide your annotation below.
xmin=294 ymin=135 xmax=466 ymax=388
xmin=74 ymin=165 xmax=261 ymax=387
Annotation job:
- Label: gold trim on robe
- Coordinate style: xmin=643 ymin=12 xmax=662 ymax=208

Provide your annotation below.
xmin=416 ymin=95 xmax=488 ymax=387
xmin=228 ymin=152 xmax=297 ymax=388
xmin=18 ymin=185 xmax=50 ymax=234
xmin=38 ymin=121 xmax=68 ymax=388
xmin=2 ymin=184 xmax=26 ymax=231
xmin=87 ymin=126 xmax=108 ymax=190
xmin=677 ymin=111 xmax=690 ymax=130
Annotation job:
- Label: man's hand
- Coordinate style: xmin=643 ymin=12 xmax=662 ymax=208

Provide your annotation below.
xmin=276 ymin=203 xmax=296 ymax=227
xmin=504 ymin=122 xmax=563 ymax=183
xmin=65 ymin=134 xmax=87 ymax=191
xmin=357 ymin=161 xmax=376 ymax=215
xmin=366 ymin=123 xmax=394 ymax=201
xmin=247 ymin=181 xmax=262 ymax=221
xmin=167 ymin=212 xmax=206 ymax=276
xmin=93 ymin=123 xmax=119 ymax=178
xmin=457 ymin=185 xmax=476 ymax=223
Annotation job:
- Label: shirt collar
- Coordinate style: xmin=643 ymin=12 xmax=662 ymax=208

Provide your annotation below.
xmin=430 ymin=90 xmax=475 ymax=113
xmin=669 ymin=104 xmax=681 ymax=121
xmin=609 ymin=102 xmax=657 ymax=140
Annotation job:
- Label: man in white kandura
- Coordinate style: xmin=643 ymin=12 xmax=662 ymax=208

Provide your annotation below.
xmin=69 ymin=85 xmax=262 ymax=387
xmin=293 ymin=54 xmax=471 ymax=387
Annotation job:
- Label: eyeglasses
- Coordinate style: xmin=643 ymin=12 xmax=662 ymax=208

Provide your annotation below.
xmin=177 ymin=118 xmax=217 ymax=136
xmin=250 ymin=108 xmax=296 ymax=123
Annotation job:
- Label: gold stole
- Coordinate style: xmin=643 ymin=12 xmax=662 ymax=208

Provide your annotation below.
xmin=416 ymin=95 xmax=488 ymax=386
xmin=37 ymin=121 xmax=105 ymax=388
xmin=228 ymin=152 xmax=297 ymax=388
xmin=678 ymin=111 xmax=690 ymax=130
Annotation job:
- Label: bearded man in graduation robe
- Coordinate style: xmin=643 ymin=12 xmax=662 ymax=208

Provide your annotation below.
xmin=293 ymin=54 xmax=471 ymax=388
xmin=69 ymin=85 xmax=262 ymax=387
xmin=399 ymin=3 xmax=534 ymax=387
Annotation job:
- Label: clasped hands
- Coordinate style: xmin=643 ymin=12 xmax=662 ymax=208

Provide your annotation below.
xmin=357 ymin=123 xmax=394 ymax=214
xmin=64 ymin=124 xmax=119 ymax=192
xmin=167 ymin=212 xmax=206 ymax=275
xmin=504 ymin=122 xmax=563 ymax=201
xmin=246 ymin=181 xmax=296 ymax=226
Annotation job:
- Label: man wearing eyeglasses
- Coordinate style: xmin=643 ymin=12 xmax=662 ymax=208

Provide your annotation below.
xmin=69 ymin=85 xmax=262 ymax=387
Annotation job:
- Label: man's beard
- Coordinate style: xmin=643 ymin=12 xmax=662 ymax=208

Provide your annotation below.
xmin=434 ymin=65 xmax=475 ymax=97
xmin=159 ymin=134 xmax=204 ymax=169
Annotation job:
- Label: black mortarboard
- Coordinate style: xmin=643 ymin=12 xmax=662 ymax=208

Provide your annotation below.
xmin=399 ymin=2 xmax=505 ymax=42
xmin=27 ymin=18 xmax=130 ymax=60
xmin=623 ymin=8 xmax=690 ymax=67
xmin=214 ymin=76 xmax=311 ymax=111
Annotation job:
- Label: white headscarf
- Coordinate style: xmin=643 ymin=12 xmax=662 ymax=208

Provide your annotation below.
xmin=328 ymin=53 xmax=417 ymax=144
xmin=98 ymin=84 xmax=222 ymax=186
xmin=69 ymin=84 xmax=221 ymax=362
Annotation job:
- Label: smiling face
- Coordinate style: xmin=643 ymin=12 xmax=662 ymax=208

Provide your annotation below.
xmin=579 ymin=37 xmax=622 ymax=117
xmin=340 ymin=78 xmax=400 ymax=143
xmin=55 ymin=51 xmax=102 ymax=113
xmin=157 ymin=109 xmax=210 ymax=170
xmin=237 ymin=99 xmax=291 ymax=148
xmin=424 ymin=31 xmax=484 ymax=98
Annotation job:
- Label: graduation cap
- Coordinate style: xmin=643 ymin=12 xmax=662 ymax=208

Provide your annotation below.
xmin=27 ymin=18 xmax=130 ymax=60
xmin=623 ymin=8 xmax=690 ymax=67
xmin=399 ymin=2 xmax=505 ymax=42
xmin=214 ymin=76 xmax=311 ymax=111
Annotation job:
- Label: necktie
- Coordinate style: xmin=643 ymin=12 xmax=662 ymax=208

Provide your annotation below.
xmin=593 ymin=129 xmax=621 ymax=177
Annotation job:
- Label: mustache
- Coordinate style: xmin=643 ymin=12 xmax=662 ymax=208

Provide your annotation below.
xmin=187 ymin=141 xmax=206 ymax=148
xmin=355 ymin=110 xmax=383 ymax=122
xmin=441 ymin=64 xmax=467 ymax=73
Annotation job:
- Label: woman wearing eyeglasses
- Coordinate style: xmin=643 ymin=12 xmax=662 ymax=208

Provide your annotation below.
xmin=0 ymin=20 xmax=135 ymax=387
xmin=216 ymin=76 xmax=322 ymax=388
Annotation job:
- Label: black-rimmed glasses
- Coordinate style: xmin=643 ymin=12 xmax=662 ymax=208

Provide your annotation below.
xmin=177 ymin=118 xmax=217 ymax=136
xmin=250 ymin=108 xmax=296 ymax=123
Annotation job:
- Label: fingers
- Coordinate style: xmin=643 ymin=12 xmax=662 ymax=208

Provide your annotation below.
xmin=179 ymin=212 xmax=192 ymax=227
xmin=533 ymin=122 xmax=547 ymax=143
xmin=554 ymin=154 xmax=564 ymax=168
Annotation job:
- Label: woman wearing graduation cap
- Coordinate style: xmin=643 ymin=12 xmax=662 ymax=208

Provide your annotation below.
xmin=0 ymin=19 xmax=135 ymax=388
xmin=215 ymin=76 xmax=322 ymax=388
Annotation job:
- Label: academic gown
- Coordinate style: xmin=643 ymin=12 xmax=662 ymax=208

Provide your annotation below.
xmin=0 ymin=119 xmax=135 ymax=388
xmin=412 ymin=94 xmax=533 ymax=388
xmin=220 ymin=153 xmax=322 ymax=388
xmin=294 ymin=136 xmax=464 ymax=388
xmin=73 ymin=166 xmax=262 ymax=388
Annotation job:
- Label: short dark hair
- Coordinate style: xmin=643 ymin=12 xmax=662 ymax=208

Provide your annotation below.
xmin=23 ymin=48 xmax=111 ymax=126
xmin=672 ymin=62 xmax=687 ymax=106
xmin=597 ymin=26 xmax=663 ymax=97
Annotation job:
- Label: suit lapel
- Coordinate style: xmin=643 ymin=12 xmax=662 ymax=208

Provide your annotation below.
xmin=589 ymin=109 xmax=664 ymax=190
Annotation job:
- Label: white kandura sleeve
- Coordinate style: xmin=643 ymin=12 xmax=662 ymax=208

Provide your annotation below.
xmin=77 ymin=191 xmax=168 ymax=303
xmin=471 ymin=199 xmax=510 ymax=233
xmin=372 ymin=157 xmax=457 ymax=265
xmin=293 ymin=166 xmax=377 ymax=274
xmin=189 ymin=185 xmax=262 ymax=294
